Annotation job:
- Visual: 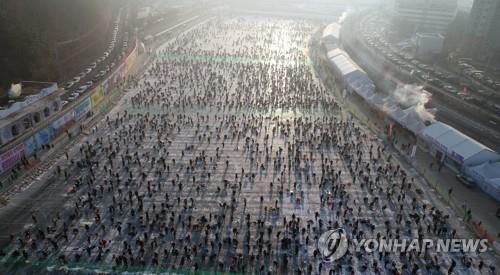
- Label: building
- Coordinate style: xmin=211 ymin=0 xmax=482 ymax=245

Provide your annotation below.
xmin=414 ymin=33 xmax=445 ymax=58
xmin=385 ymin=0 xmax=458 ymax=33
xmin=0 ymin=82 xmax=63 ymax=146
xmin=466 ymin=0 xmax=500 ymax=61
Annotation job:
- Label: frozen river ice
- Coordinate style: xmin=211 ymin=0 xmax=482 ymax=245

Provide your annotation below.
xmin=1 ymin=17 xmax=498 ymax=274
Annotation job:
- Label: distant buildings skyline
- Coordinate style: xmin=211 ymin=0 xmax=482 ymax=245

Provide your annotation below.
xmin=466 ymin=0 xmax=500 ymax=62
xmin=385 ymin=0 xmax=458 ymax=33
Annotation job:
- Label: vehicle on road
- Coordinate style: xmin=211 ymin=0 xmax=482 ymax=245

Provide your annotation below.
xmin=64 ymin=81 xmax=75 ymax=89
xmin=456 ymin=174 xmax=475 ymax=188
xmin=76 ymin=85 xmax=88 ymax=94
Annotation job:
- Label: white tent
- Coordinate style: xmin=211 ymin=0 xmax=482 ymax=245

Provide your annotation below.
xmin=322 ymin=23 xmax=341 ymax=45
xmin=327 ymin=50 xmax=375 ymax=99
xmin=466 ymin=161 xmax=500 ymax=202
xmin=421 ymin=122 xmax=499 ymax=166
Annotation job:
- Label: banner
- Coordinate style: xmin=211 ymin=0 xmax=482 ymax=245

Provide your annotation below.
xmin=23 ymin=127 xmax=54 ymax=156
xmin=24 ymin=136 xmax=38 ymax=156
xmin=34 ymin=127 xmax=54 ymax=147
xmin=52 ymin=111 xmax=75 ymax=130
xmin=73 ymin=98 xmax=91 ymax=119
xmin=111 ymin=64 xmax=125 ymax=85
xmin=0 ymin=143 xmax=25 ymax=174
xmin=90 ymin=87 xmax=104 ymax=108
xmin=101 ymin=79 xmax=110 ymax=96
xmin=126 ymin=48 xmax=138 ymax=72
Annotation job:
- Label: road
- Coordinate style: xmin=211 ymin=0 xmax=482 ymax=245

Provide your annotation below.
xmin=341 ymin=13 xmax=500 ymax=151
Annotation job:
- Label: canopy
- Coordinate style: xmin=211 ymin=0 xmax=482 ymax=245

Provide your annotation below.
xmin=322 ymin=23 xmax=340 ymax=45
xmin=421 ymin=122 xmax=494 ymax=164
xmin=468 ymin=161 xmax=500 ymax=202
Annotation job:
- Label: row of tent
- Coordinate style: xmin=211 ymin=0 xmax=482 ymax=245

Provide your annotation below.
xmin=322 ymin=23 xmax=500 ymax=202
xmin=322 ymin=22 xmax=340 ymax=48
xmin=326 ymin=47 xmax=428 ymax=135
xmin=422 ymin=122 xmax=500 ymax=202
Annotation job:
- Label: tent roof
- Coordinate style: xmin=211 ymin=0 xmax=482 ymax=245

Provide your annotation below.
xmin=421 ymin=122 xmax=493 ymax=161
xmin=471 ymin=161 xmax=500 ymax=180
xmin=328 ymin=52 xmax=375 ymax=98
xmin=327 ymin=48 xmax=344 ymax=59
xmin=421 ymin=122 xmax=453 ymax=138
xmin=331 ymin=54 xmax=359 ymax=76
xmin=322 ymin=23 xmax=340 ymax=39
xmin=450 ymin=140 xmax=491 ymax=161
xmin=388 ymin=107 xmax=427 ymax=134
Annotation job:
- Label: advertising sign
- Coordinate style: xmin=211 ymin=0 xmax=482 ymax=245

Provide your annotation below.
xmin=0 ymin=143 xmax=25 ymax=174
xmin=34 ymin=127 xmax=54 ymax=147
xmin=90 ymin=87 xmax=104 ymax=108
xmin=23 ymin=127 xmax=55 ymax=156
xmin=73 ymin=98 xmax=91 ymax=119
xmin=52 ymin=110 xmax=75 ymax=136
xmin=24 ymin=136 xmax=38 ymax=156
xmin=101 ymin=79 xmax=110 ymax=96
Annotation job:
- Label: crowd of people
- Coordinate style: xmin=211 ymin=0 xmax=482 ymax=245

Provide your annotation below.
xmin=1 ymin=17 xmax=497 ymax=274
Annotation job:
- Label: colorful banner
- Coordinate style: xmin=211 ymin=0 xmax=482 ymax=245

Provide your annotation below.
xmin=34 ymin=127 xmax=54 ymax=147
xmin=23 ymin=127 xmax=54 ymax=156
xmin=101 ymin=79 xmax=110 ymax=96
xmin=0 ymin=143 xmax=25 ymax=174
xmin=125 ymin=48 xmax=138 ymax=72
xmin=111 ymin=64 xmax=125 ymax=85
xmin=90 ymin=87 xmax=104 ymax=108
xmin=24 ymin=136 xmax=37 ymax=156
xmin=52 ymin=111 xmax=75 ymax=130
xmin=73 ymin=98 xmax=91 ymax=119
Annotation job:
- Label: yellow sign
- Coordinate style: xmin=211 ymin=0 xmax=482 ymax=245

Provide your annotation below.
xmin=90 ymin=87 xmax=104 ymax=108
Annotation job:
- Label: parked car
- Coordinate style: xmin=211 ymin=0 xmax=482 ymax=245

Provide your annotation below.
xmin=76 ymin=85 xmax=88 ymax=94
xmin=444 ymin=87 xmax=458 ymax=95
xmin=64 ymin=81 xmax=75 ymax=89
xmin=456 ymin=174 xmax=475 ymax=188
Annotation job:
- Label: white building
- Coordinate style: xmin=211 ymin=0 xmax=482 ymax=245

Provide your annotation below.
xmin=385 ymin=0 xmax=458 ymax=33
xmin=414 ymin=33 xmax=445 ymax=57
